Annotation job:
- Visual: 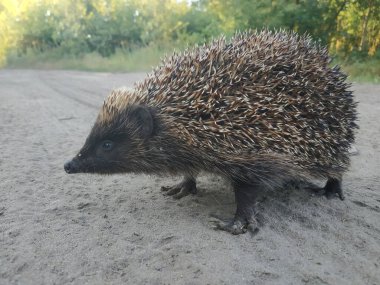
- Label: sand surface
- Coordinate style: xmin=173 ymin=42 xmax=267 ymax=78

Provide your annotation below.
xmin=0 ymin=69 xmax=379 ymax=285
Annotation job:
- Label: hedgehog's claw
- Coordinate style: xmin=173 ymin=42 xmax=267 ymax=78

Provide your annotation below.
xmin=211 ymin=215 xmax=259 ymax=236
xmin=161 ymin=176 xmax=197 ymax=199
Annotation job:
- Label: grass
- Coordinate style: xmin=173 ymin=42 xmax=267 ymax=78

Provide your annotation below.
xmin=5 ymin=47 xmax=380 ymax=83
xmin=338 ymin=59 xmax=380 ymax=84
xmin=5 ymin=45 xmax=172 ymax=72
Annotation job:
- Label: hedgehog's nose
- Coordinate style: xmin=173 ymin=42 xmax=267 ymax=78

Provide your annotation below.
xmin=64 ymin=160 xmax=78 ymax=174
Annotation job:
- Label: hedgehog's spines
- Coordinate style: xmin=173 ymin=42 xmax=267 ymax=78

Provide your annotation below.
xmin=101 ymin=30 xmax=357 ymax=182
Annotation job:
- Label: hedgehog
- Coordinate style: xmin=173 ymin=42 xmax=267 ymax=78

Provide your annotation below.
xmin=64 ymin=30 xmax=358 ymax=235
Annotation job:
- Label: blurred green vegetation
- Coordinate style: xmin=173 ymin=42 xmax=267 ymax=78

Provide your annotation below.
xmin=1 ymin=0 xmax=379 ymax=82
xmin=6 ymin=46 xmax=172 ymax=71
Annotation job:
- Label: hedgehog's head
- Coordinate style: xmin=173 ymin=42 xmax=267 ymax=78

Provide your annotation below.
xmin=64 ymin=88 xmax=158 ymax=174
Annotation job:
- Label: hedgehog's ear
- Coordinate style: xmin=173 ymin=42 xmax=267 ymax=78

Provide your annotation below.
xmin=130 ymin=105 xmax=153 ymax=138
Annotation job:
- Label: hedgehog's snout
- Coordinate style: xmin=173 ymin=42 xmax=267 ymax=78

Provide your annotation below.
xmin=64 ymin=159 xmax=79 ymax=174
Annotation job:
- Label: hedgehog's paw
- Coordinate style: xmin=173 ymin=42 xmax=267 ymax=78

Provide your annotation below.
xmin=309 ymin=178 xmax=345 ymax=201
xmin=161 ymin=176 xmax=197 ymax=199
xmin=211 ymin=215 xmax=259 ymax=236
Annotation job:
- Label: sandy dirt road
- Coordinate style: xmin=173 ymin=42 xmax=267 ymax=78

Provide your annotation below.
xmin=0 ymin=69 xmax=379 ymax=285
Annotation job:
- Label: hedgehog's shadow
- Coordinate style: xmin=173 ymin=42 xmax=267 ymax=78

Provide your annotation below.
xmin=196 ymin=177 xmax=338 ymax=231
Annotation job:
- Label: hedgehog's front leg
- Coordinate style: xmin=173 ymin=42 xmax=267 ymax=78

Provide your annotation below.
xmin=215 ymin=182 xmax=259 ymax=235
xmin=161 ymin=175 xmax=197 ymax=199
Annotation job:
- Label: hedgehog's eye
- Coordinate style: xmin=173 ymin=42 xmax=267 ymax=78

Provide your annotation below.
xmin=101 ymin=140 xmax=114 ymax=151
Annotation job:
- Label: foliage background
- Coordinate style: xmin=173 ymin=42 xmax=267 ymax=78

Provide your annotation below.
xmin=0 ymin=0 xmax=379 ymax=81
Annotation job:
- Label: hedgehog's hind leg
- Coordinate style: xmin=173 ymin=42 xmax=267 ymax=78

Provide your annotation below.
xmin=161 ymin=175 xmax=197 ymax=199
xmin=311 ymin=177 xmax=345 ymax=201
xmin=324 ymin=177 xmax=345 ymax=200
xmin=214 ymin=182 xmax=260 ymax=235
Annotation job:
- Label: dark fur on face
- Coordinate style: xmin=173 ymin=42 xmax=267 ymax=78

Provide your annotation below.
xmin=64 ymin=105 xmax=157 ymax=174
